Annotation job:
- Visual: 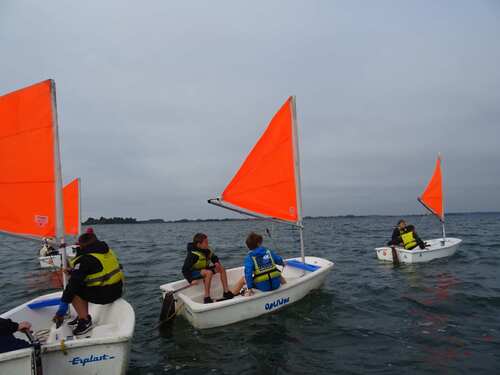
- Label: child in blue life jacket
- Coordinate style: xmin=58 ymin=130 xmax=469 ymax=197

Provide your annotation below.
xmin=230 ymin=232 xmax=286 ymax=297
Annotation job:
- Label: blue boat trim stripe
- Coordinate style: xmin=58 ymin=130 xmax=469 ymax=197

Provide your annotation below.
xmin=286 ymin=259 xmax=320 ymax=272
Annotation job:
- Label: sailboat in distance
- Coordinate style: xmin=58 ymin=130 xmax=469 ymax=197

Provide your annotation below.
xmin=375 ymin=155 xmax=462 ymax=263
xmin=0 ymin=80 xmax=135 ymax=374
xmin=160 ymin=96 xmax=334 ymax=329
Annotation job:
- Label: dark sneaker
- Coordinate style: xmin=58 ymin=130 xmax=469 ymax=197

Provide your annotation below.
xmin=67 ymin=317 xmax=79 ymax=326
xmin=203 ymin=296 xmax=213 ymax=304
xmin=223 ymin=291 xmax=234 ymax=300
xmin=73 ymin=315 xmax=93 ymax=335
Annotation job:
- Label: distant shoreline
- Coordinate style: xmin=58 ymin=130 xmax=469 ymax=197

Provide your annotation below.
xmin=82 ymin=211 xmax=500 ymax=225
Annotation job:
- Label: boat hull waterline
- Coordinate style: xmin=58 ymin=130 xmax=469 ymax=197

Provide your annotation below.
xmin=160 ymin=256 xmax=333 ymax=329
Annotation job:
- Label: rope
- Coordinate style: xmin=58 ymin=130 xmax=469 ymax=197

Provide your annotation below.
xmin=34 ymin=329 xmax=50 ymax=344
xmin=149 ymin=293 xmax=182 ymax=332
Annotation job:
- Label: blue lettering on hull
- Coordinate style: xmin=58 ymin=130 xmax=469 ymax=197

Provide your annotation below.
xmin=265 ymin=297 xmax=290 ymax=311
xmin=69 ymin=354 xmax=115 ymax=366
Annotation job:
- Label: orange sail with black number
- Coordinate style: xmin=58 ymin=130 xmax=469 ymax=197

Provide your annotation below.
xmin=218 ymin=97 xmax=301 ymax=224
xmin=418 ymin=155 xmax=444 ymax=221
xmin=63 ymin=178 xmax=80 ymax=236
xmin=0 ymin=80 xmax=60 ymax=239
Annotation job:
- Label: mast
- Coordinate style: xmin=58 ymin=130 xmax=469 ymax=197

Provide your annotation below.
xmin=77 ymin=177 xmax=82 ymax=236
xmin=50 ymin=80 xmax=67 ymax=287
xmin=290 ymin=96 xmax=305 ymax=263
xmin=440 ymin=153 xmax=446 ymax=245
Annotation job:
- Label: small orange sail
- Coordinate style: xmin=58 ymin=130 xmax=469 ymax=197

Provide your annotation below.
xmin=63 ymin=178 xmax=80 ymax=236
xmin=0 ymin=80 xmax=58 ymax=238
xmin=418 ymin=155 xmax=444 ymax=221
xmin=220 ymin=97 xmax=300 ymax=223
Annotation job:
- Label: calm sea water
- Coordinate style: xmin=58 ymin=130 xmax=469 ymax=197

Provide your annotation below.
xmin=1 ymin=213 xmax=499 ymax=374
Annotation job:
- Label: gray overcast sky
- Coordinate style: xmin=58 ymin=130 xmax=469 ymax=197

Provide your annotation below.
xmin=1 ymin=1 xmax=499 ymax=220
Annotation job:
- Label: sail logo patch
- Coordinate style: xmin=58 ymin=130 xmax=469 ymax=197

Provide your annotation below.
xmin=34 ymin=215 xmax=49 ymax=227
xmin=265 ymin=297 xmax=290 ymax=311
xmin=69 ymin=354 xmax=115 ymax=367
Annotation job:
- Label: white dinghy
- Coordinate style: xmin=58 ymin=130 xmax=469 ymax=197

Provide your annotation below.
xmin=375 ymin=238 xmax=462 ymax=264
xmin=1 ymin=292 xmax=134 ymax=374
xmin=0 ymin=80 xmax=135 ymax=374
xmin=39 ymin=244 xmax=79 ymax=269
xmin=375 ymin=155 xmax=462 ymax=264
xmin=160 ymin=96 xmax=334 ymax=329
xmin=39 ymin=178 xmax=82 ymax=268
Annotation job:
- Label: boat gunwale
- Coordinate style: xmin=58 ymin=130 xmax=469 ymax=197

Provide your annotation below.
xmin=0 ymin=346 xmax=32 ymax=362
xmin=41 ymin=333 xmax=133 ymax=353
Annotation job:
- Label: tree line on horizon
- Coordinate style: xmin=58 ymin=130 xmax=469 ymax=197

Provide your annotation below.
xmin=82 ymin=212 xmax=497 ymax=225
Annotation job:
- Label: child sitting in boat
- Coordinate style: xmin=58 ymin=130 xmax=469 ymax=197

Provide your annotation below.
xmin=52 ymin=231 xmax=124 ymax=335
xmin=231 ymin=232 xmax=286 ymax=297
xmin=388 ymin=221 xmax=426 ymax=250
xmin=182 ymin=233 xmax=234 ymax=303
xmin=387 ymin=219 xmax=407 ymax=246
xmin=39 ymin=237 xmax=59 ymax=257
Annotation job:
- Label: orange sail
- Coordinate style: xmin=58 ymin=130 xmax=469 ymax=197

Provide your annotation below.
xmin=0 ymin=80 xmax=59 ymax=239
xmin=63 ymin=178 xmax=80 ymax=236
xmin=418 ymin=155 xmax=444 ymax=221
xmin=220 ymin=97 xmax=300 ymax=223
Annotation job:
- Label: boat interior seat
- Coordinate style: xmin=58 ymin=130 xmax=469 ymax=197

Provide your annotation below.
xmin=44 ymin=318 xmax=118 ymax=343
xmin=89 ymin=324 xmax=115 ymax=338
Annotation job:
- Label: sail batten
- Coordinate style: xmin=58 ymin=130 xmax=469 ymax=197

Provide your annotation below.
xmin=219 ymin=97 xmax=299 ymax=224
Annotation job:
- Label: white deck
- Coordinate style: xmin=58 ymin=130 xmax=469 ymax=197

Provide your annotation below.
xmin=0 ymin=292 xmax=135 ymax=374
xmin=375 ymin=237 xmax=462 ymax=264
xmin=160 ymin=256 xmax=334 ymax=329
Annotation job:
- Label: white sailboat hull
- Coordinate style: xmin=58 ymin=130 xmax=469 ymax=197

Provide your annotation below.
xmin=0 ymin=292 xmax=135 ymax=375
xmin=375 ymin=237 xmax=462 ymax=264
xmin=0 ymin=348 xmax=32 ymax=374
xmin=38 ymin=245 xmax=78 ymax=268
xmin=160 ymin=256 xmax=333 ymax=329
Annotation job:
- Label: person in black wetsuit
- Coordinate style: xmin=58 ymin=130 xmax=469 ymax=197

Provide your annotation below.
xmin=0 ymin=318 xmax=31 ymax=353
xmin=52 ymin=232 xmax=124 ymax=335
xmin=182 ymin=233 xmax=233 ymax=303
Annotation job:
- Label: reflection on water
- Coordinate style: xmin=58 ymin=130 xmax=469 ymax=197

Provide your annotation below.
xmin=25 ymin=269 xmax=64 ymax=291
xmin=404 ymin=272 xmax=472 ymax=370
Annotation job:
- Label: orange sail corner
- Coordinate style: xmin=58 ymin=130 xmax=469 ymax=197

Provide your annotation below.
xmin=418 ymin=155 xmax=444 ymax=221
xmin=220 ymin=97 xmax=299 ymax=223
